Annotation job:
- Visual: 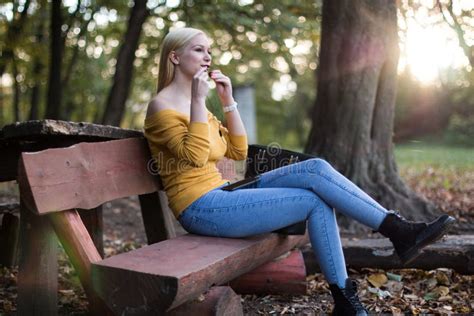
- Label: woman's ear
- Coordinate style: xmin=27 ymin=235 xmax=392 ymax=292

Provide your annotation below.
xmin=169 ymin=51 xmax=179 ymax=65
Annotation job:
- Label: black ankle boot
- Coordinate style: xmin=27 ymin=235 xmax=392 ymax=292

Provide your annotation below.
xmin=329 ymin=278 xmax=367 ymax=316
xmin=378 ymin=212 xmax=455 ymax=264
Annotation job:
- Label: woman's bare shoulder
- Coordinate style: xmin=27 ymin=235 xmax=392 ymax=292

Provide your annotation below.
xmin=146 ymin=93 xmax=175 ymax=117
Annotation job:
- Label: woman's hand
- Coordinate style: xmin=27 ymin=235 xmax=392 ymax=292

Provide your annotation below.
xmin=209 ymin=70 xmax=234 ymax=106
xmin=190 ymin=66 xmax=210 ymax=122
xmin=191 ymin=66 xmax=210 ymax=103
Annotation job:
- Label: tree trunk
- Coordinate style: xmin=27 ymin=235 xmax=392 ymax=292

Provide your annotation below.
xmin=45 ymin=0 xmax=62 ymax=119
xmin=0 ymin=0 xmax=31 ymax=79
xmin=61 ymin=5 xmax=98 ymax=121
xmin=12 ymin=57 xmax=21 ymax=122
xmin=101 ymin=0 xmax=150 ymax=126
xmin=0 ymin=89 xmax=4 ymax=126
xmin=29 ymin=60 xmax=42 ymax=120
xmin=305 ymin=0 xmax=438 ymax=221
xmin=29 ymin=10 xmax=46 ymax=121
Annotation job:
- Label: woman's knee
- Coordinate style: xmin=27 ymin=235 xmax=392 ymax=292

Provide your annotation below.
xmin=301 ymin=158 xmax=333 ymax=174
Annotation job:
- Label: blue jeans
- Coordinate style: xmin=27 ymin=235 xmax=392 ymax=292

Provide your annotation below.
xmin=179 ymin=158 xmax=389 ymax=287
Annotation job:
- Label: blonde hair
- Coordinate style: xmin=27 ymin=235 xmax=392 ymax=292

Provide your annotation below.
xmin=157 ymin=27 xmax=205 ymax=93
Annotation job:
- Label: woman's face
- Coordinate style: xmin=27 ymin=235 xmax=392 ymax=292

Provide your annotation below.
xmin=174 ymin=33 xmax=212 ymax=77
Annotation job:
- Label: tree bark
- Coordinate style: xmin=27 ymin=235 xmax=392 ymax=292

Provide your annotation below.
xmin=305 ymin=0 xmax=438 ymax=221
xmin=45 ymin=0 xmax=63 ymax=119
xmin=101 ymin=0 xmax=150 ymax=126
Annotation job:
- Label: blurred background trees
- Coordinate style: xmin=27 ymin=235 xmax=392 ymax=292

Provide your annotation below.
xmin=0 ymin=0 xmax=472 ymax=147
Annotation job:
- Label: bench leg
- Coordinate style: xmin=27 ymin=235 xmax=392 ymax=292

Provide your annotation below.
xmin=0 ymin=212 xmax=20 ymax=267
xmin=78 ymin=206 xmax=104 ymax=258
xmin=139 ymin=192 xmax=174 ymax=243
xmin=17 ymin=199 xmax=58 ymax=316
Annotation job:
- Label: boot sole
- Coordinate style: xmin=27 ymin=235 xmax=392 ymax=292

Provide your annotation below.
xmin=399 ymin=215 xmax=456 ymax=265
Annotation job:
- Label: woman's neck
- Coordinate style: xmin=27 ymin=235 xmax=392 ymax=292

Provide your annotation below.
xmin=168 ymin=71 xmax=193 ymax=101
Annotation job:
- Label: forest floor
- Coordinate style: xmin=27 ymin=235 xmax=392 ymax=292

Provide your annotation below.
xmin=0 ymin=165 xmax=473 ymax=315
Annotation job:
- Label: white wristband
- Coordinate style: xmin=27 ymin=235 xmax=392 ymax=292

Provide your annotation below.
xmin=223 ymin=101 xmax=238 ymax=113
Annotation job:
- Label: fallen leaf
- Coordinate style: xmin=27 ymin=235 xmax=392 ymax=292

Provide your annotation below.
xmin=387 ymin=272 xmax=403 ymax=282
xmin=423 ymin=292 xmax=437 ymax=301
xmin=434 ymin=286 xmax=450 ymax=297
xmin=306 ymin=274 xmax=316 ymax=282
xmin=425 ymin=277 xmax=437 ymax=289
xmin=436 ymin=271 xmax=450 ymax=285
xmin=385 ymin=280 xmax=404 ymax=293
xmin=438 ymin=295 xmax=452 ymax=302
xmin=368 ymin=273 xmax=388 ymax=288
xmin=404 ymin=294 xmax=419 ymax=300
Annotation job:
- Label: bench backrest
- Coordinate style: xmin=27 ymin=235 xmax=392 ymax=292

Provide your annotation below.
xmin=18 ymin=137 xmax=161 ymax=215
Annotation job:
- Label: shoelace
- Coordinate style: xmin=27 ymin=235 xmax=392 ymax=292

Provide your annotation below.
xmin=392 ymin=210 xmax=406 ymax=220
xmin=392 ymin=211 xmax=426 ymax=225
xmin=343 ymin=282 xmax=366 ymax=311
xmin=346 ymin=295 xmax=365 ymax=311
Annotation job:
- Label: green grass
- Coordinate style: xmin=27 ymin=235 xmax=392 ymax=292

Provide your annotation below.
xmin=394 ymin=141 xmax=474 ymax=171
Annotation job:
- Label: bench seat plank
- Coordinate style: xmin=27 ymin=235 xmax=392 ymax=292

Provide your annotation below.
xmin=92 ymin=233 xmax=308 ymax=313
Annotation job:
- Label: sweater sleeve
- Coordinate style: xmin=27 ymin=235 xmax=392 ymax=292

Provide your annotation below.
xmin=219 ymin=125 xmax=248 ymax=161
xmin=144 ymin=113 xmax=210 ymax=167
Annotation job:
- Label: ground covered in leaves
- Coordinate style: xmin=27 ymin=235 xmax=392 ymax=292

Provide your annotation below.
xmin=0 ymin=168 xmax=473 ymax=315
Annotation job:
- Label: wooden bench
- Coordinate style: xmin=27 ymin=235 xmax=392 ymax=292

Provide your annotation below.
xmin=17 ymin=137 xmax=309 ymax=314
xmin=0 ymin=203 xmax=20 ymax=267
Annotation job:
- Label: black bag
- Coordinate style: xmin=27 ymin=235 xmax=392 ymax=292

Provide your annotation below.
xmin=245 ymin=144 xmax=317 ymax=178
xmin=245 ymin=144 xmax=317 ymax=235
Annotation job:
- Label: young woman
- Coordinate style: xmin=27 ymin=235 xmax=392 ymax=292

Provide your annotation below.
xmin=144 ymin=27 xmax=455 ymax=315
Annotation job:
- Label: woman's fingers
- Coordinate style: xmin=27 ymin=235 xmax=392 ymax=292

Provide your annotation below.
xmin=213 ymin=78 xmax=230 ymax=85
xmin=194 ymin=66 xmax=208 ymax=78
xmin=192 ymin=67 xmax=211 ymax=100
xmin=209 ymin=70 xmax=233 ymax=105
xmin=210 ymin=71 xmax=230 ymax=84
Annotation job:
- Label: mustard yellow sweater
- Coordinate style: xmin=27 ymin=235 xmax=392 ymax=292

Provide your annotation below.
xmin=144 ymin=109 xmax=248 ymax=219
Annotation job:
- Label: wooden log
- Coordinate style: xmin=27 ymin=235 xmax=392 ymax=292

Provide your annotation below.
xmin=302 ymin=235 xmax=474 ymax=275
xmin=0 ymin=213 xmax=20 ymax=267
xmin=166 ymin=286 xmax=243 ymax=316
xmin=1 ymin=119 xmax=142 ymax=141
xmin=17 ymin=200 xmax=58 ymax=316
xmin=92 ymin=233 xmax=309 ymax=314
xmin=229 ymin=250 xmax=307 ymax=295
